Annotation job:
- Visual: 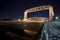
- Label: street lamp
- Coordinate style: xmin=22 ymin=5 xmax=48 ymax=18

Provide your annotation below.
xmin=55 ymin=17 xmax=58 ymax=19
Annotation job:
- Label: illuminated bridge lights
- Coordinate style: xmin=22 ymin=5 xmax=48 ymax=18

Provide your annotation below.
xmin=23 ymin=5 xmax=54 ymax=22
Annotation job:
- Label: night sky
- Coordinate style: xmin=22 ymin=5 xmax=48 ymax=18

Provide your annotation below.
xmin=0 ymin=0 xmax=60 ymax=19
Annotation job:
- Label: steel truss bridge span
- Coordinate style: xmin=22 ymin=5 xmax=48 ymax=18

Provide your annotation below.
xmin=23 ymin=5 xmax=54 ymax=22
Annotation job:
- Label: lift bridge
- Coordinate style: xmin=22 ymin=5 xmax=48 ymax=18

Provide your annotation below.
xmin=23 ymin=5 xmax=54 ymax=22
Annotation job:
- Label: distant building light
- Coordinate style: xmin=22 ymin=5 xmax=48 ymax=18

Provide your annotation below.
xmin=18 ymin=19 xmax=21 ymax=21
